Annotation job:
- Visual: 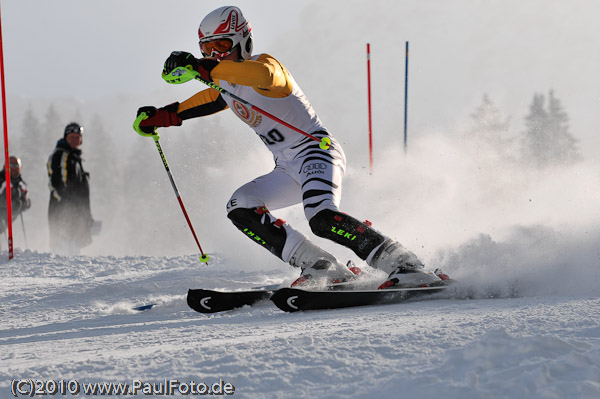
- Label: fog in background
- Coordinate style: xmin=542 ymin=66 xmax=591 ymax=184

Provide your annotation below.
xmin=1 ymin=1 xmax=598 ymax=274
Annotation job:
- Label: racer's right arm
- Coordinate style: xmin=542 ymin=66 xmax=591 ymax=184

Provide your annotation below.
xmin=134 ymin=89 xmax=228 ymax=136
xmin=177 ymin=88 xmax=228 ymax=119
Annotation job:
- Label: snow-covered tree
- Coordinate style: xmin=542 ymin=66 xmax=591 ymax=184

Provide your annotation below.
xmin=520 ymin=90 xmax=581 ymax=168
xmin=471 ymin=94 xmax=511 ymax=135
xmin=42 ymin=104 xmax=63 ymax=161
xmin=44 ymin=104 xmax=62 ymax=139
xmin=467 ymin=94 xmax=514 ymax=162
xmin=546 ymin=91 xmax=581 ymax=165
xmin=16 ymin=104 xmax=45 ymax=184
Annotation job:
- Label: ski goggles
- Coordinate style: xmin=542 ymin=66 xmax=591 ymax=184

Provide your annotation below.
xmin=65 ymin=125 xmax=83 ymax=135
xmin=199 ymin=38 xmax=233 ymax=57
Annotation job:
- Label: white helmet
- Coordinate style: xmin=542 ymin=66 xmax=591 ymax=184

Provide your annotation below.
xmin=198 ymin=6 xmax=253 ymax=60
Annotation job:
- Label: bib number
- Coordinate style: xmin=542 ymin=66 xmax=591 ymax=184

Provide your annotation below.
xmin=259 ymin=129 xmax=285 ymax=146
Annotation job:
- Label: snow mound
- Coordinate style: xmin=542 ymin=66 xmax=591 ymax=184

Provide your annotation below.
xmin=2 ymin=249 xmax=600 ymax=398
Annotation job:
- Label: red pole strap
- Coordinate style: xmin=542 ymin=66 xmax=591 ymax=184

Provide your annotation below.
xmin=0 ymin=2 xmax=13 ymax=259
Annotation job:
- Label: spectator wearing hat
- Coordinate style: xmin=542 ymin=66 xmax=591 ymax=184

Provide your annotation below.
xmin=47 ymin=122 xmax=94 ymax=254
xmin=0 ymin=156 xmax=31 ymax=233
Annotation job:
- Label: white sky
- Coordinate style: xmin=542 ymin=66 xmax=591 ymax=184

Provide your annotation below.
xmin=1 ymin=0 xmax=599 ymax=157
xmin=1 ymin=0 xmax=305 ymax=98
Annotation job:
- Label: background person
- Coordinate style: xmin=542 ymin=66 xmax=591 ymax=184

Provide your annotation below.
xmin=0 ymin=156 xmax=31 ymax=233
xmin=47 ymin=122 xmax=94 ymax=254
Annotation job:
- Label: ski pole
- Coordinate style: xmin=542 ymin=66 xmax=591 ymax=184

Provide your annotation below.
xmin=153 ymin=136 xmax=209 ymax=263
xmin=133 ymin=113 xmax=209 ymax=263
xmin=163 ymin=67 xmax=332 ymax=150
xmin=19 ymin=212 xmax=28 ymax=248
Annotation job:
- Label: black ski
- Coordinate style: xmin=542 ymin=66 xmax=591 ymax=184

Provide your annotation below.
xmin=270 ymin=285 xmax=451 ymax=312
xmin=187 ymin=288 xmax=274 ymax=313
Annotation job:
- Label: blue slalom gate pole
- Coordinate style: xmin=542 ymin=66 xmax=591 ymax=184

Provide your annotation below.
xmin=403 ymin=41 xmax=409 ymax=154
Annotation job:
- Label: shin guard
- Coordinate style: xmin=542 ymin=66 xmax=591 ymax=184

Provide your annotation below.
xmin=308 ymin=209 xmax=386 ymax=260
xmin=227 ymin=207 xmax=288 ymax=259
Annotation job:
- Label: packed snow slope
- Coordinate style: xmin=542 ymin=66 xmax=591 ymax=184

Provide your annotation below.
xmin=1 ymin=231 xmax=600 ymax=399
xmin=3 ymin=128 xmax=600 ymax=399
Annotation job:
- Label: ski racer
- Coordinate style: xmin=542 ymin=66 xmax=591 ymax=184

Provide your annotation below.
xmin=133 ymin=6 xmax=448 ymax=289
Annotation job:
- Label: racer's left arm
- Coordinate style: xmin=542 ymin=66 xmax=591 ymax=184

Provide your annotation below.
xmin=133 ymin=53 xmax=291 ymax=136
xmin=210 ymin=54 xmax=293 ymax=98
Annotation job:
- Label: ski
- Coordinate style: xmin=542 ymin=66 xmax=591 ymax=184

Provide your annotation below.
xmin=187 ymin=282 xmax=454 ymax=313
xmin=187 ymin=287 xmax=274 ymax=313
xmin=270 ymin=284 xmax=451 ymax=312
xmin=133 ymin=303 xmax=157 ymax=311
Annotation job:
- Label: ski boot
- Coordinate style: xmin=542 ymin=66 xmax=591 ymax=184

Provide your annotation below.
xmin=371 ymin=239 xmax=447 ymax=289
xmin=289 ymin=239 xmax=361 ymax=288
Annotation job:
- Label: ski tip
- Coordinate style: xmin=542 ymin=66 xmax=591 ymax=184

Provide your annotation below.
xmin=133 ymin=303 xmax=156 ymax=312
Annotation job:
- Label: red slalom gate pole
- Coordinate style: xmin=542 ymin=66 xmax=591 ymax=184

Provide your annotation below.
xmin=366 ymin=43 xmax=373 ymax=173
xmin=0 ymin=2 xmax=13 ymax=260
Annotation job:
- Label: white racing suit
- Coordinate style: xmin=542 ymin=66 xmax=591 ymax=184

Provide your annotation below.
xmin=175 ymin=53 xmax=409 ymax=276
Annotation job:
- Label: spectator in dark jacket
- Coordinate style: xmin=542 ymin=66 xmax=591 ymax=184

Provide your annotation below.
xmin=0 ymin=156 xmax=31 ymax=232
xmin=47 ymin=122 xmax=94 ymax=254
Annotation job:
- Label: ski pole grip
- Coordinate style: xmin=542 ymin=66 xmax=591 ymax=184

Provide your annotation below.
xmin=162 ymin=66 xmax=196 ymax=84
xmin=133 ymin=112 xmax=160 ymax=139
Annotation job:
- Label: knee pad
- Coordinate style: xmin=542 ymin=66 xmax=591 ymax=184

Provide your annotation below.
xmin=227 ymin=207 xmax=287 ymax=259
xmin=308 ymin=209 xmax=386 ymax=260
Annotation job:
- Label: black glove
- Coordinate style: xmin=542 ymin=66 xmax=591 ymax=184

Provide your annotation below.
xmin=196 ymin=58 xmax=219 ymax=82
xmin=163 ymin=51 xmax=219 ymax=82
xmin=163 ymin=51 xmax=199 ymax=75
xmin=135 ymin=102 xmax=182 ymax=134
